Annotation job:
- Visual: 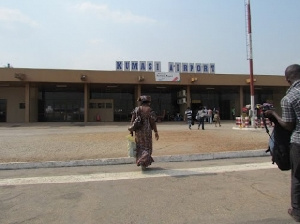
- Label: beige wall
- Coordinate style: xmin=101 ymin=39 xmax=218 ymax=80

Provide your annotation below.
xmin=0 ymin=68 xmax=288 ymax=87
xmin=0 ymin=86 xmax=39 ymax=122
xmin=88 ymin=99 xmax=114 ymax=122
xmin=0 ymin=87 xmax=25 ymax=122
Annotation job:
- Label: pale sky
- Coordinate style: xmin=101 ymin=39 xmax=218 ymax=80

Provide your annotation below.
xmin=0 ymin=0 xmax=299 ymax=75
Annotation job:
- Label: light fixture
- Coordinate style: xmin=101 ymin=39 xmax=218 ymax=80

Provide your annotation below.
xmin=246 ymin=78 xmax=256 ymax=83
xmin=191 ymin=77 xmax=198 ymax=83
xmin=14 ymin=73 xmax=25 ymax=80
xmin=56 ymin=84 xmax=67 ymax=88
xmin=80 ymin=74 xmax=87 ymax=81
xmin=107 ymin=85 xmax=118 ymax=88
xmin=138 ymin=75 xmax=144 ymax=82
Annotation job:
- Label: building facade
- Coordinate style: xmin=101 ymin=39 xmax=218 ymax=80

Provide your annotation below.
xmin=0 ymin=67 xmax=288 ymax=123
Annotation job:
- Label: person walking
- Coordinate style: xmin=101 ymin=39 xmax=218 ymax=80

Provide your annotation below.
xmin=185 ymin=107 xmax=193 ymax=130
xmin=264 ymin=64 xmax=300 ymax=222
xmin=196 ymin=107 xmax=207 ymax=130
xmin=214 ymin=109 xmax=221 ymax=127
xmin=129 ymin=95 xmax=159 ymax=171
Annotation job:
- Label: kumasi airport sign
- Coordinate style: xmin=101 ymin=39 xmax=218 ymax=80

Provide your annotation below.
xmin=116 ymin=61 xmax=215 ymax=73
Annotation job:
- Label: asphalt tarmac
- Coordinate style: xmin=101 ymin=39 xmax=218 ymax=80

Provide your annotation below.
xmin=0 ymin=157 xmax=295 ymax=224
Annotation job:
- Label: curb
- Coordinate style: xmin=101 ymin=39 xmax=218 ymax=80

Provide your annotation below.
xmin=0 ymin=149 xmax=269 ymax=170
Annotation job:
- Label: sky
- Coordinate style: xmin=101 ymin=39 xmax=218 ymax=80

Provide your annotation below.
xmin=0 ymin=0 xmax=299 ymax=75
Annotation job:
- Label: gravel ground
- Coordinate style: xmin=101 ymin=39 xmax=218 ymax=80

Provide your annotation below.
xmin=0 ymin=121 xmax=271 ymax=163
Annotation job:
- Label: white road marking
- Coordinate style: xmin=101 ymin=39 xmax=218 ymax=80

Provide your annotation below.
xmin=0 ymin=162 xmax=276 ymax=186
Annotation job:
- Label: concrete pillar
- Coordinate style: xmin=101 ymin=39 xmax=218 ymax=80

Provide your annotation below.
xmin=179 ymin=86 xmax=190 ymax=120
xmin=239 ymin=86 xmax=244 ymax=117
xmin=135 ymin=84 xmax=142 ymax=107
xmin=186 ymin=85 xmax=191 ymax=108
xmin=29 ymin=87 xmax=38 ymax=122
xmin=84 ymin=83 xmax=89 ymax=123
xmin=24 ymin=83 xmax=30 ymax=123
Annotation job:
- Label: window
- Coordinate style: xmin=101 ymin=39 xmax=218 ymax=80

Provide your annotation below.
xmin=98 ymin=103 xmax=105 ymax=108
xmin=106 ymin=103 xmax=112 ymax=108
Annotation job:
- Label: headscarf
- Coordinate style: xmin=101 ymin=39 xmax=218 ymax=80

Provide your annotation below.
xmin=137 ymin=95 xmax=151 ymax=102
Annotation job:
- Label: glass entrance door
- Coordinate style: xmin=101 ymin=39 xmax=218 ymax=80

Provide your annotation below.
xmin=43 ymin=100 xmax=84 ymax=122
xmin=38 ymin=90 xmax=84 ymax=122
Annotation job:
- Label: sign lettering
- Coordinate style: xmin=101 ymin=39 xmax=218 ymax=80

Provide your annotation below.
xmin=116 ymin=61 xmax=215 ymax=73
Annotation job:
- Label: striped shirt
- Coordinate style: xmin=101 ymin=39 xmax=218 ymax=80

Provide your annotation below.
xmin=281 ymin=80 xmax=300 ymax=143
xmin=185 ymin=109 xmax=193 ymax=120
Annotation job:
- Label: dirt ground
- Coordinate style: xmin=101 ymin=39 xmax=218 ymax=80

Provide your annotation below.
xmin=0 ymin=121 xmax=271 ymax=163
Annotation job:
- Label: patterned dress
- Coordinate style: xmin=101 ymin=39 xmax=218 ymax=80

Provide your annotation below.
xmin=131 ymin=106 xmax=156 ymax=167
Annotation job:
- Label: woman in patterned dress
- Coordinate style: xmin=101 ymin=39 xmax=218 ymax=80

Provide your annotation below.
xmin=130 ymin=95 xmax=159 ymax=170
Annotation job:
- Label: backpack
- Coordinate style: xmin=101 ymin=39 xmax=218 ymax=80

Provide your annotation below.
xmin=264 ymin=115 xmax=291 ymax=171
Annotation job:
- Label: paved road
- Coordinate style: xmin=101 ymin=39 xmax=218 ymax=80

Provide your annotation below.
xmin=0 ymin=157 xmax=294 ymax=224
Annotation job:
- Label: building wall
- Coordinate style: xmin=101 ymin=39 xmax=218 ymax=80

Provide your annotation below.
xmin=0 ymin=87 xmax=25 ymax=122
xmin=0 ymin=67 xmax=289 ymax=123
xmin=88 ymin=99 xmax=114 ymax=122
xmin=0 ymin=68 xmax=288 ymax=87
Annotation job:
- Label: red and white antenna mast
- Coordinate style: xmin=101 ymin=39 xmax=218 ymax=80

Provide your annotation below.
xmin=245 ymin=0 xmax=255 ymax=127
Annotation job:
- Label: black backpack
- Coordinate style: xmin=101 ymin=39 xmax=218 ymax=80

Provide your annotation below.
xmin=264 ymin=115 xmax=291 ymax=171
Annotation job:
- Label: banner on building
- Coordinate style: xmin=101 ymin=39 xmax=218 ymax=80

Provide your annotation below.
xmin=155 ymin=72 xmax=180 ymax=82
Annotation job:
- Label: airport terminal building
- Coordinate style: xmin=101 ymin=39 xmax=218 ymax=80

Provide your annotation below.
xmin=0 ymin=63 xmax=288 ymax=123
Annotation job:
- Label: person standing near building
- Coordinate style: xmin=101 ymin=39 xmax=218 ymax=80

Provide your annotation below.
xmin=207 ymin=108 xmax=213 ymax=124
xmin=185 ymin=107 xmax=193 ymax=130
xmin=130 ymin=95 xmax=159 ymax=171
xmin=264 ymin=64 xmax=300 ymax=222
xmin=231 ymin=107 xmax=236 ymax=120
xmin=214 ymin=109 xmax=221 ymax=127
xmin=203 ymin=107 xmax=208 ymax=122
xmin=196 ymin=107 xmax=207 ymax=130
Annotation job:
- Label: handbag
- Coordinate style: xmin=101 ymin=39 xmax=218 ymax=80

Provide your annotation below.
xmin=128 ymin=107 xmax=143 ymax=132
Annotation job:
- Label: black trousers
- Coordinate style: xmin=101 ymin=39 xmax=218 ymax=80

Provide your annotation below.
xmin=291 ymin=143 xmax=300 ymax=216
xmin=198 ymin=117 xmax=205 ymax=130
